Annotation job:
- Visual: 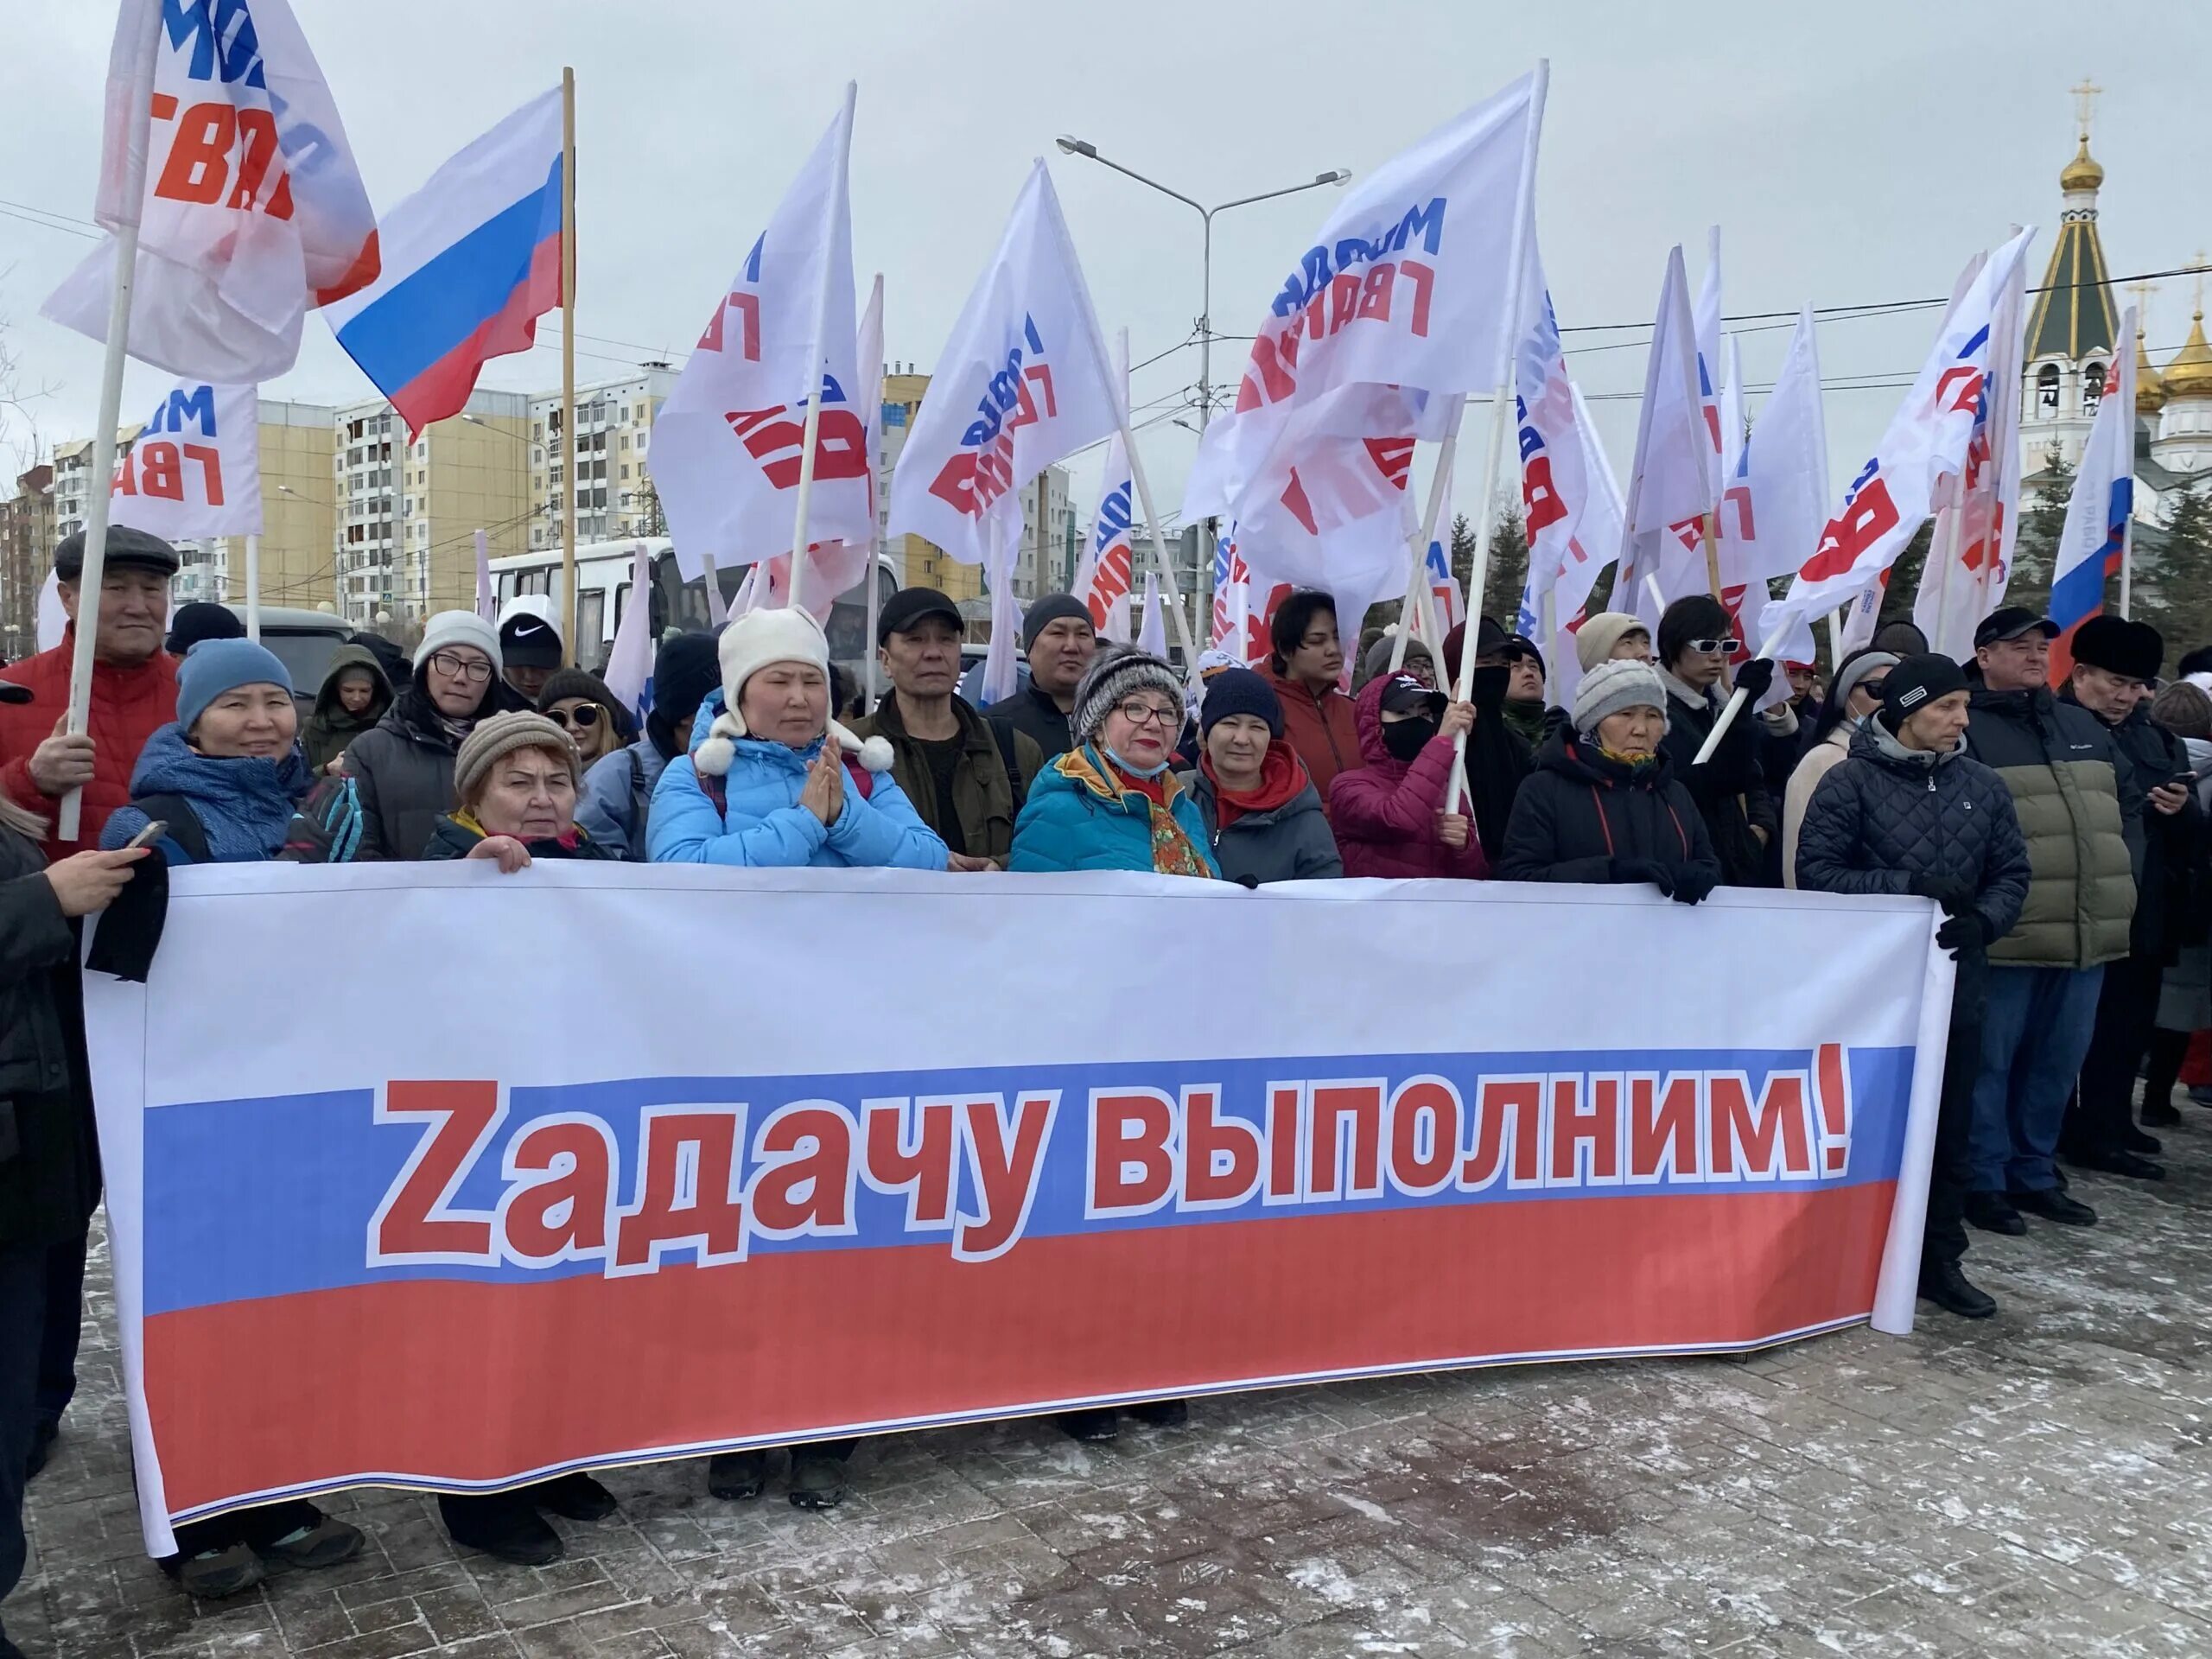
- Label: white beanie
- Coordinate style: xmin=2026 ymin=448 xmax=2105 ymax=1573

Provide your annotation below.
xmin=694 ymin=606 xmax=892 ymax=778
xmin=414 ymin=610 xmax=502 ymax=670
xmin=1573 ymin=612 xmax=1650 ymax=673
xmin=1573 ymin=658 xmax=1669 ymax=738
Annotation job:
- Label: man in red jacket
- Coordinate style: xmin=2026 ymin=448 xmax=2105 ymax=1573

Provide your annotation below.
xmin=0 ymin=524 xmax=177 ymax=1490
xmin=0 ymin=526 xmax=181 ymax=863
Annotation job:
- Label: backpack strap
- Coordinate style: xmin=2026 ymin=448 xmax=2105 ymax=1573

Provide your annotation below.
xmin=990 ymin=720 xmax=1029 ymax=811
xmin=128 ymin=792 xmax=213 ymax=866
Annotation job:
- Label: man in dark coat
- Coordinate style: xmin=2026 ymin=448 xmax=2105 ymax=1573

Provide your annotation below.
xmin=1959 ymin=608 xmax=2139 ymax=1233
xmin=1652 ymin=594 xmax=1779 ymax=887
xmin=1796 ymin=655 xmax=2031 ymax=1319
xmin=2060 ymin=616 xmax=2202 ymax=1179
xmin=987 ymin=594 xmax=1097 ymax=764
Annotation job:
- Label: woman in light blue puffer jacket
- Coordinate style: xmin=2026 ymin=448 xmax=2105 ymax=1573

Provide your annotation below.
xmin=648 ymin=607 xmax=946 ymax=873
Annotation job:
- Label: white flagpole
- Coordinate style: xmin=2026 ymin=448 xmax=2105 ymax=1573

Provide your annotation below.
xmin=1443 ymin=58 xmax=1548 ymax=817
xmin=243 ymin=535 xmax=261 ymax=642
xmin=58 ymin=3 xmax=165 ymax=843
xmin=784 ymin=81 xmax=857 ymax=618
xmin=474 ymin=528 xmax=494 ymax=620
xmin=701 ymin=550 xmax=728 ymax=626
xmin=560 ymin=66 xmax=578 ymax=666
xmin=1390 ymin=396 xmax=1465 ymax=672
xmin=861 ymin=272 xmax=887 ymax=712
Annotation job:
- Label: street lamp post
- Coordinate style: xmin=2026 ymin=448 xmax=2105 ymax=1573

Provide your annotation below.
xmin=1054 ymin=138 xmax=1349 ymax=627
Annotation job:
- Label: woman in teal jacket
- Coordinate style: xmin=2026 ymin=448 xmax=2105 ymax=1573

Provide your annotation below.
xmin=1012 ymin=644 xmax=1219 ymax=879
xmin=649 ymin=608 xmax=947 ymax=872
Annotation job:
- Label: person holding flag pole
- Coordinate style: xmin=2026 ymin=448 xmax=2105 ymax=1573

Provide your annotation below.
xmin=1389 ymin=400 xmax=1465 ymax=675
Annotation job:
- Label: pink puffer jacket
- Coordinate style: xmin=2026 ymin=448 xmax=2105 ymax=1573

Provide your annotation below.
xmin=1328 ymin=676 xmax=1491 ymax=880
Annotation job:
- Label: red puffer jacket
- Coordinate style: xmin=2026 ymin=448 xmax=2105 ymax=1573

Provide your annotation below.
xmin=0 ymin=632 xmax=179 ymax=863
xmin=1328 ymin=675 xmax=1491 ymax=880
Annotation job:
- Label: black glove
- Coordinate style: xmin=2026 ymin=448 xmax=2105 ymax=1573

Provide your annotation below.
xmin=1671 ymin=865 xmax=1718 ymax=906
xmin=1908 ymin=874 xmax=1976 ymax=918
xmin=1233 ymin=874 xmax=1261 ymax=891
xmin=1935 ymin=912 xmax=1987 ymax=956
xmin=1612 ymin=856 xmax=1675 ymax=895
xmin=1731 ymin=658 xmax=1777 ymax=701
xmin=1470 ymin=664 xmax=1511 ymax=712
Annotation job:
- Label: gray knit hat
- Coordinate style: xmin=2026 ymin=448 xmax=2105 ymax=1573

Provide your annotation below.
xmin=1573 ymin=658 xmax=1669 ymax=739
xmin=1071 ymin=644 xmax=1183 ymax=746
xmin=454 ymin=710 xmax=581 ymax=804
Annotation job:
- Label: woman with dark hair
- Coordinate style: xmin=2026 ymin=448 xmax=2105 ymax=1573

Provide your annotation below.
xmin=344 ymin=613 xmax=503 ymax=860
xmin=1256 ymin=589 xmax=1359 ymax=816
xmin=1782 ymin=649 xmax=1898 ymax=887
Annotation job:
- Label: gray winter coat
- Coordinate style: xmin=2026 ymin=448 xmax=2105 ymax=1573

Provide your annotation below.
xmin=1795 ymin=719 xmax=2031 ymax=944
xmin=575 ymin=736 xmax=670 ymax=862
xmin=1181 ymin=762 xmax=1343 ymax=885
xmin=343 ymin=688 xmax=466 ymax=861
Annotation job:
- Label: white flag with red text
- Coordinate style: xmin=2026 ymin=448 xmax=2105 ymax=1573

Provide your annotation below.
xmin=1786 ymin=229 xmax=2037 ymax=629
xmin=43 ymin=0 xmax=378 ymax=382
xmin=651 ymin=96 xmax=867 ymax=582
xmin=1732 ymin=311 xmax=1830 ymax=687
xmin=109 ymin=380 xmax=261 ymax=540
xmin=1615 ymin=245 xmax=1715 ymax=629
xmin=1184 ymin=73 xmax=1541 ymax=582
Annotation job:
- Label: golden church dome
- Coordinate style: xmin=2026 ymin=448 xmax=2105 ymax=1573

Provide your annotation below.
xmin=2166 ymin=312 xmax=2212 ymax=401
xmin=2060 ymin=137 xmax=2105 ymax=193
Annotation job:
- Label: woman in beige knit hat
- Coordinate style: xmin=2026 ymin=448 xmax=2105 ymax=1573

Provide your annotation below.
xmin=421 ymin=710 xmax=613 ymax=868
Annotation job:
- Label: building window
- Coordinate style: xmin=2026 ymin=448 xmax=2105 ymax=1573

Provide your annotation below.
xmin=2037 ymin=364 xmax=2061 ymax=414
xmin=620 ymin=464 xmax=630 ymax=480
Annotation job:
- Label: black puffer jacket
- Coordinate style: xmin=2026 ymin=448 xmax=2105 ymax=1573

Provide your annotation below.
xmin=0 ymin=815 xmax=99 ymax=1252
xmin=1656 ymin=670 xmax=1777 ymax=887
xmin=1497 ymin=728 xmax=1723 ymax=889
xmin=2063 ymin=689 xmax=2202 ymax=960
xmin=1795 ymin=719 xmax=2031 ymax=943
xmin=1962 ymin=682 xmax=2137 ymax=968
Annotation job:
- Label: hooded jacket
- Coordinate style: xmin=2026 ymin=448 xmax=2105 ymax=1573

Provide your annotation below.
xmin=341 ymin=683 xmax=483 ymax=861
xmin=647 ymin=694 xmax=949 ymax=870
xmin=1655 ymin=665 xmax=1777 ymax=887
xmin=1257 ymin=660 xmax=1359 ymax=817
xmin=99 ymin=724 xmax=313 ymax=865
xmin=1794 ymin=718 xmax=2031 ymax=943
xmin=575 ymin=737 xmax=668 ymax=862
xmin=1182 ymin=744 xmax=1343 ymax=885
xmin=1328 ymin=676 xmax=1491 ymax=881
xmin=1497 ymin=727 xmax=1722 ymax=888
xmin=1009 ymin=745 xmax=1220 ymax=876
xmin=300 ymin=643 xmax=394 ymax=773
xmin=0 ymin=811 xmax=99 ymax=1252
xmin=0 ymin=629 xmax=179 ymax=863
xmin=1962 ymin=680 xmax=2137 ymax=968
xmin=849 ymin=692 xmax=1041 ymax=865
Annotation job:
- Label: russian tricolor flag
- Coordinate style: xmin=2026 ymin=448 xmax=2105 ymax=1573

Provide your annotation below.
xmin=324 ymin=90 xmax=565 ymax=438
xmin=2046 ymin=341 xmax=2136 ymax=686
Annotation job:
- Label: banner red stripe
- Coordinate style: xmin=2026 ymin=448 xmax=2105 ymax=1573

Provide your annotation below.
xmin=144 ymin=1184 xmax=1895 ymax=1513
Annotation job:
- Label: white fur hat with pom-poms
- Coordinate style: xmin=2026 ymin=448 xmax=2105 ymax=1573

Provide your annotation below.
xmin=694 ymin=605 xmax=893 ymax=779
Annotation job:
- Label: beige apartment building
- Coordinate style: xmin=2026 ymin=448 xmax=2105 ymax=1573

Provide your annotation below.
xmin=528 ymin=368 xmax=677 ymax=552
xmin=171 ymin=401 xmax=337 ymax=608
xmin=0 ymin=464 xmax=56 ymax=658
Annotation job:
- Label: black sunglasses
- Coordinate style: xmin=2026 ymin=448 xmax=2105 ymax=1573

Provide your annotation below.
xmin=546 ymin=704 xmax=603 ymax=729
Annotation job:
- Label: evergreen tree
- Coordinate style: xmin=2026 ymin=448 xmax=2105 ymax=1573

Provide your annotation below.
xmin=2012 ymin=444 xmax=2075 ymax=597
xmin=1448 ymin=512 xmax=1478 ymax=594
xmin=1479 ymin=498 xmax=1529 ymax=624
xmin=1877 ymin=521 xmax=1936 ymax=625
xmin=2153 ymin=483 xmax=2212 ymax=661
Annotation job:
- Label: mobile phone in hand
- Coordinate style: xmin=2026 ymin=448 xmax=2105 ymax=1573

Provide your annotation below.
xmin=124 ymin=819 xmax=168 ymax=850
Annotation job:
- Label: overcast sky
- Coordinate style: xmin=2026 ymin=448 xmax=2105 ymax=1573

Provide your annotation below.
xmin=3 ymin=0 xmax=2208 ymax=532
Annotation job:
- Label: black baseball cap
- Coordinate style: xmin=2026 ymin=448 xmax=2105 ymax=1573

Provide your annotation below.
xmin=1974 ymin=607 xmax=2058 ymax=648
xmin=877 ymin=586 xmax=963 ymax=645
xmin=1378 ymin=672 xmax=1446 ymax=719
xmin=53 ymin=524 xmax=180 ymax=582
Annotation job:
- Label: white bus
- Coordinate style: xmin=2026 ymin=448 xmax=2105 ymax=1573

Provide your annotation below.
xmin=488 ymin=542 xmax=897 ymax=677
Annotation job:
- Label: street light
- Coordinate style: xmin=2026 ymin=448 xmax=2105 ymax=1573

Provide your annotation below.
xmin=1054 ymin=137 xmax=1349 ymax=620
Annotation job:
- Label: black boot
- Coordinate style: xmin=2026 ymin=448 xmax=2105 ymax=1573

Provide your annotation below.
xmin=2141 ymin=1101 xmax=2181 ymax=1128
xmin=531 ymin=1471 xmax=617 ymax=1522
xmin=788 ymin=1451 xmax=849 ymax=1510
xmin=440 ymin=1493 xmax=563 ymax=1566
xmin=1918 ymin=1260 xmax=1997 ymax=1319
xmin=2120 ymin=1125 xmax=2164 ymax=1154
xmin=1130 ymin=1399 xmax=1188 ymax=1428
xmin=1964 ymin=1192 xmax=2024 ymax=1236
xmin=708 ymin=1450 xmax=769 ymax=1501
xmin=2065 ymin=1147 xmax=2164 ymax=1181
xmin=2012 ymin=1186 xmax=2098 ymax=1225
xmin=1057 ymin=1408 xmax=1120 ymax=1444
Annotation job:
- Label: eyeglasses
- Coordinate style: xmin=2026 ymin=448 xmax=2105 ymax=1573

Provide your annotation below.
xmin=545 ymin=704 xmax=603 ymax=729
xmin=428 ymin=651 xmax=493 ymax=684
xmin=1687 ymin=638 xmax=1743 ymax=656
xmin=1114 ymin=701 xmax=1182 ymax=729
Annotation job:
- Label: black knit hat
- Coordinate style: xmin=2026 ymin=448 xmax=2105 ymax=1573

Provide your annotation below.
xmin=1657 ymin=594 xmax=1732 ymax=667
xmin=1878 ymin=653 xmax=1970 ymax=732
xmin=1199 ymin=666 xmax=1282 ymax=737
xmin=164 ymin=601 xmax=245 ymax=656
xmin=1022 ymin=593 xmax=1094 ymax=652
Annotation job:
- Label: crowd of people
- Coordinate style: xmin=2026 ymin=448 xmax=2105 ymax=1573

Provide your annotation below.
xmin=0 ymin=523 xmax=2204 ymax=1645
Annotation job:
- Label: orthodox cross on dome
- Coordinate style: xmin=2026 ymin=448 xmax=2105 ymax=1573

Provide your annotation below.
xmin=2070 ymin=78 xmax=2102 ymax=141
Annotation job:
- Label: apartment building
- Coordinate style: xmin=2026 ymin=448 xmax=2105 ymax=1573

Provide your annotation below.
xmin=527 ymin=367 xmax=677 ymax=551
xmin=170 ymin=400 xmax=337 ymax=608
xmin=0 ymin=464 xmax=55 ymax=658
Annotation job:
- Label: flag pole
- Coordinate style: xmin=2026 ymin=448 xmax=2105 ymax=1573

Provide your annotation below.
xmin=862 ymin=272 xmax=887 ymax=712
xmin=1390 ymin=395 xmax=1465 ymax=672
xmin=244 ymin=534 xmax=261 ymax=642
xmin=1927 ymin=505 xmax=1963 ymax=660
xmin=559 ymin=65 xmax=578 ymax=666
xmin=57 ymin=1 xmax=164 ymax=843
xmin=701 ymin=550 xmax=728 ymax=626
xmin=1444 ymin=58 xmax=1548 ymax=816
xmin=784 ymin=81 xmax=857 ymax=618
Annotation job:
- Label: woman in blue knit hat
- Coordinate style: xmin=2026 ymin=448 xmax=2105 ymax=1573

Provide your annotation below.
xmin=95 ymin=639 xmax=363 ymax=1599
xmin=1180 ymin=667 xmax=1341 ymax=885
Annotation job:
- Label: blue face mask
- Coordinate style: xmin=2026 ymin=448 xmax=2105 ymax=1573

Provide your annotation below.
xmin=1103 ymin=746 xmax=1172 ymax=779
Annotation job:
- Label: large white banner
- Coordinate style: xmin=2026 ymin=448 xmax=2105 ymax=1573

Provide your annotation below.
xmin=111 ymin=380 xmax=262 ymax=539
xmin=86 ymin=865 xmax=1949 ymax=1554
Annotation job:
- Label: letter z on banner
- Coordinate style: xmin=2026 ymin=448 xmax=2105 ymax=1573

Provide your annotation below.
xmin=85 ymin=865 xmax=1953 ymax=1554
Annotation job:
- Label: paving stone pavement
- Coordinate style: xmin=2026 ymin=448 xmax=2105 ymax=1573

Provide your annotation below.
xmin=14 ymin=1113 xmax=2212 ymax=1658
